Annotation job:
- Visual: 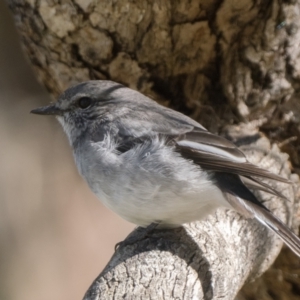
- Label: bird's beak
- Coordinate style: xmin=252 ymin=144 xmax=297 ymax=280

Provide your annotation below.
xmin=30 ymin=104 xmax=63 ymax=116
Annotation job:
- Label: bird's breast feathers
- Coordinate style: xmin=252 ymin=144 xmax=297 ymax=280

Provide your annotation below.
xmin=75 ymin=134 xmax=229 ymax=226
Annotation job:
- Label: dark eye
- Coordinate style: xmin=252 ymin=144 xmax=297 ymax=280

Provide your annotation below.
xmin=78 ymin=97 xmax=92 ymax=109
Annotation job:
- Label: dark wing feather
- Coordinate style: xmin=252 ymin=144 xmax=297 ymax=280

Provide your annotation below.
xmin=240 ymin=176 xmax=288 ymax=199
xmin=174 ymin=129 xmax=289 ymax=183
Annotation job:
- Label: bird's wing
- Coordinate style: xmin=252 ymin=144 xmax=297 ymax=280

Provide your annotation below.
xmin=174 ymin=128 xmax=289 ymax=183
xmin=115 ymin=126 xmax=289 ymax=184
xmin=173 ymin=128 xmax=300 ymax=257
xmin=239 ymin=175 xmax=287 ymax=199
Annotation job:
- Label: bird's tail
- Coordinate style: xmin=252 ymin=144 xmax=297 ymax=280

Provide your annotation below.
xmin=250 ymin=202 xmax=300 ymax=257
xmin=227 ymin=192 xmax=300 ymax=257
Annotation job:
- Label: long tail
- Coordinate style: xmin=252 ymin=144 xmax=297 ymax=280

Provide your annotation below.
xmin=216 ymin=172 xmax=300 ymax=257
xmin=226 ymin=192 xmax=300 ymax=257
xmin=249 ymin=201 xmax=300 ymax=256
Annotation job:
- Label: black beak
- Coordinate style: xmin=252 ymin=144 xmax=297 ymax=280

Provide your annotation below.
xmin=30 ymin=104 xmax=63 ymax=116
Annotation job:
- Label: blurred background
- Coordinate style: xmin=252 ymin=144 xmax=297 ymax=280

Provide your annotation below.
xmin=0 ymin=1 xmax=134 ymax=299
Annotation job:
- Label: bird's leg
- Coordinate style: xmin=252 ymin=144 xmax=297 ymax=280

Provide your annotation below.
xmin=115 ymin=222 xmax=160 ymax=251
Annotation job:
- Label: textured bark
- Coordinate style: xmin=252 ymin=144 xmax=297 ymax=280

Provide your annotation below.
xmin=6 ymin=0 xmax=300 ymax=299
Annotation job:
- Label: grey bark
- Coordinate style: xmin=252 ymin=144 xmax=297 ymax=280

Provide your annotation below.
xmin=6 ymin=0 xmax=300 ymax=299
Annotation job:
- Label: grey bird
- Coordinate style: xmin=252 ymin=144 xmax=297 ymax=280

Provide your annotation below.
xmin=31 ymin=80 xmax=300 ymax=256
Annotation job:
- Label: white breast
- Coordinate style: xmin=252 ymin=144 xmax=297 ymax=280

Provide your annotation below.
xmin=75 ymin=136 xmax=231 ymax=227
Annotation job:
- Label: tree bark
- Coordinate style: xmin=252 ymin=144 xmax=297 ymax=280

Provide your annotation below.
xmin=7 ymin=0 xmax=300 ymax=299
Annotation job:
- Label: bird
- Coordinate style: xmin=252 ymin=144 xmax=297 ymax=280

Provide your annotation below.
xmin=31 ymin=80 xmax=300 ymax=256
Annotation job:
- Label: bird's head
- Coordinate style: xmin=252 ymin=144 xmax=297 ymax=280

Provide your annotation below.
xmin=31 ymin=80 xmax=133 ymax=144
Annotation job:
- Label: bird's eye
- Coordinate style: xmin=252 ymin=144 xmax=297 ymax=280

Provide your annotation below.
xmin=78 ymin=97 xmax=92 ymax=109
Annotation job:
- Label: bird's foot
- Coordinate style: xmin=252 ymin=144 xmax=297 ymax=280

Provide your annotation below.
xmin=115 ymin=222 xmax=160 ymax=251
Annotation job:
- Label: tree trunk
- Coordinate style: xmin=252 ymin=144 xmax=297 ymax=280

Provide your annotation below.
xmin=7 ymin=0 xmax=300 ymax=299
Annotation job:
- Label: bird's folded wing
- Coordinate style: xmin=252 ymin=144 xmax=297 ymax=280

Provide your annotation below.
xmin=174 ymin=128 xmax=289 ymax=183
xmin=173 ymin=129 xmax=300 ymax=256
xmin=240 ymin=176 xmax=287 ymax=199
